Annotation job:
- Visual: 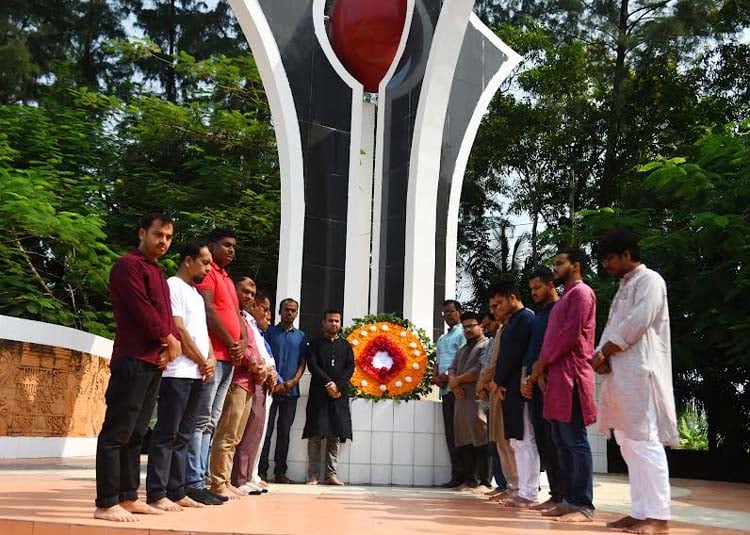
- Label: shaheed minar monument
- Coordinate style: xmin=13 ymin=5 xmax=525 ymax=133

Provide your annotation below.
xmin=227 ymin=0 xmax=520 ymax=338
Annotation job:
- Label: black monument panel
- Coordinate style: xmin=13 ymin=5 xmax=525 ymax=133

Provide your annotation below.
xmin=432 ymin=23 xmax=508 ymax=337
xmin=257 ymin=0 xmax=353 ymax=334
xmin=377 ymin=0 xmax=442 ymax=318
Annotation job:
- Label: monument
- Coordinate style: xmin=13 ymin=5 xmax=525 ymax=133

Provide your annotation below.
xmin=227 ymin=0 xmax=521 ymax=338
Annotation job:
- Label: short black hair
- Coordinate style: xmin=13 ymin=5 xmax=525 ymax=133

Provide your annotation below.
xmin=597 ymin=228 xmax=642 ymax=262
xmin=208 ymin=227 xmax=237 ymax=243
xmin=557 ymin=247 xmax=588 ymax=272
xmin=442 ymin=299 xmax=463 ymax=311
xmin=178 ymin=241 xmax=208 ymax=265
xmin=479 ymin=310 xmax=492 ymax=322
xmin=488 ymin=280 xmax=521 ymax=299
xmin=460 ymin=311 xmax=480 ymax=323
xmin=254 ymin=289 xmax=271 ymax=305
xmin=235 ymin=276 xmax=255 ymax=286
xmin=323 ymin=308 xmax=342 ymax=319
xmin=530 ymin=266 xmax=555 ymax=284
xmin=279 ymin=297 xmax=299 ymax=313
xmin=138 ymin=212 xmax=173 ymax=231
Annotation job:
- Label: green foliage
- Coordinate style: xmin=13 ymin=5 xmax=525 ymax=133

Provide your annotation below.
xmin=549 ymin=122 xmax=750 ymax=452
xmin=0 ymin=105 xmax=116 ymax=335
xmin=342 ymin=313 xmax=437 ymax=402
xmin=0 ymin=1 xmax=280 ymax=335
xmin=678 ymin=405 xmax=709 ymax=451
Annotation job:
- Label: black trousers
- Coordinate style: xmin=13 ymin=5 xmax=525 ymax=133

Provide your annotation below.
xmin=146 ymin=377 xmax=206 ymax=502
xmin=441 ymin=392 xmax=462 ymax=482
xmin=95 ymin=357 xmax=161 ymax=508
xmin=258 ymin=396 xmax=299 ymax=477
xmin=529 ymin=390 xmax=564 ymax=503
xmin=459 ymin=444 xmax=491 ymax=487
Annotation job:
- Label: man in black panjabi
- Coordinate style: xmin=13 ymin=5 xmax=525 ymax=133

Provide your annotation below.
xmin=302 ymin=309 xmax=354 ymax=486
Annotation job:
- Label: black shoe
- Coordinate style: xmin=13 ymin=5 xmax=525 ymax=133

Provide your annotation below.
xmin=187 ymin=488 xmax=224 ymax=505
xmin=274 ymin=474 xmax=294 ymax=484
xmin=208 ymin=489 xmax=230 ymax=502
xmin=440 ymin=479 xmax=462 ymax=488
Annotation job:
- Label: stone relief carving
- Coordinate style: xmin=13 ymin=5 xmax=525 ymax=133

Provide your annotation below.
xmin=0 ymin=339 xmax=110 ymax=437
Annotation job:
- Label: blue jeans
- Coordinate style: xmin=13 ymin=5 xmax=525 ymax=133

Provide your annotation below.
xmin=549 ymin=385 xmax=594 ymax=512
xmin=146 ymin=377 xmax=205 ymax=502
xmin=185 ymin=360 xmax=234 ymax=489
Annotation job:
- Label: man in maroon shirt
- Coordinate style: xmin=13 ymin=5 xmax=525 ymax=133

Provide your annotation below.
xmin=94 ymin=213 xmax=181 ymax=522
xmin=528 ymin=247 xmax=597 ymax=522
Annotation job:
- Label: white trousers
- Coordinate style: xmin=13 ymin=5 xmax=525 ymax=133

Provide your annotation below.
xmin=250 ymin=392 xmax=273 ymax=484
xmin=614 ymin=398 xmax=671 ymax=520
xmin=510 ymin=404 xmax=540 ymax=501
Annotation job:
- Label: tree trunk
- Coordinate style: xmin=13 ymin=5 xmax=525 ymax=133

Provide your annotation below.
xmin=530 ymin=208 xmax=539 ymax=264
xmin=600 ymin=0 xmax=629 ymax=207
xmin=165 ymin=0 xmax=177 ymax=102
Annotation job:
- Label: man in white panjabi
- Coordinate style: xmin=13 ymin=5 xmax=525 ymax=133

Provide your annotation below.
xmin=590 ymin=228 xmax=679 ymax=535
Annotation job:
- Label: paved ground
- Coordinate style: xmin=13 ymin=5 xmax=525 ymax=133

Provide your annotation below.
xmin=0 ymin=457 xmax=748 ymax=534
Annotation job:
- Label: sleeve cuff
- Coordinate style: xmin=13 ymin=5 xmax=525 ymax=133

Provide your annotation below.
xmin=608 ymin=333 xmax=629 ymax=352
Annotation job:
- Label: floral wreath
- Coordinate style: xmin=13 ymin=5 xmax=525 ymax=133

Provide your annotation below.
xmin=342 ymin=313 xmax=436 ymax=401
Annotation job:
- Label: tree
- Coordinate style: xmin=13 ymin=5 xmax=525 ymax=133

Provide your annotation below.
xmin=550 ymin=121 xmax=750 ymax=453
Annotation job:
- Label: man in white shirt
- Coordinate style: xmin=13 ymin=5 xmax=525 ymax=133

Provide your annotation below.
xmin=591 ymin=228 xmax=678 ymax=535
xmin=146 ymin=242 xmax=218 ymax=510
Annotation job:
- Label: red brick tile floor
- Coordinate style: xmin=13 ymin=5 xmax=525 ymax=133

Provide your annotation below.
xmin=0 ymin=457 xmax=747 ymax=534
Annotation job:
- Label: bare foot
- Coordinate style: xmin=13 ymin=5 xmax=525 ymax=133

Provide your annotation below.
xmin=530 ymin=498 xmax=558 ymax=511
xmin=120 ymin=499 xmax=164 ymax=515
xmin=625 ymin=519 xmax=669 ymax=534
xmin=503 ymin=496 xmax=537 ymax=509
xmin=212 ymin=487 xmax=239 ymax=500
xmin=94 ymin=504 xmax=138 ymax=522
xmin=175 ymin=496 xmax=205 ymax=508
xmin=148 ymin=497 xmax=183 ymax=512
xmin=556 ymin=510 xmax=594 ymax=523
xmin=227 ymin=483 xmax=244 ymax=496
xmin=607 ymin=515 xmax=641 ymax=529
xmin=489 ymin=490 xmax=516 ymax=502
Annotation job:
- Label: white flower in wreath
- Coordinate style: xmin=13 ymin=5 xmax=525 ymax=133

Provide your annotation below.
xmin=361 ymin=380 xmax=368 ymax=387
xmin=412 ymin=362 xmax=420 ymax=370
xmin=395 ymin=380 xmax=403 ymax=388
xmin=379 ymin=384 xmax=387 ymax=392
xmin=405 ymin=376 xmax=412 ymax=383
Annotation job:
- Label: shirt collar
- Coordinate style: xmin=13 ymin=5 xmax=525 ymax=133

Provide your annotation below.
xmin=623 ymin=263 xmax=646 ymax=281
xmin=447 ymin=323 xmax=462 ymax=335
xmin=564 ymin=279 xmax=583 ymax=292
xmin=210 ymin=261 xmax=227 ymax=276
xmin=131 ymin=248 xmax=158 ymax=265
xmin=277 ymin=322 xmax=296 ymax=332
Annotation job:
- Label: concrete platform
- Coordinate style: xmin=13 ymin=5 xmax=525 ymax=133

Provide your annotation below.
xmin=0 ymin=457 xmax=748 ymax=534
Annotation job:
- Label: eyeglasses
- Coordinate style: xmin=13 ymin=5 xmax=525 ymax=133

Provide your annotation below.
xmin=462 ymin=323 xmax=480 ymax=330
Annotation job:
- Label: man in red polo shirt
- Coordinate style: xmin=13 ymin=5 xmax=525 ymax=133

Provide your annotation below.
xmin=94 ymin=213 xmax=181 ymax=522
xmin=184 ymin=227 xmax=248 ymax=503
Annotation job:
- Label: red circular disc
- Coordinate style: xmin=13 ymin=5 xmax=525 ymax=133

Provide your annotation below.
xmin=329 ymin=0 xmax=408 ymax=92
